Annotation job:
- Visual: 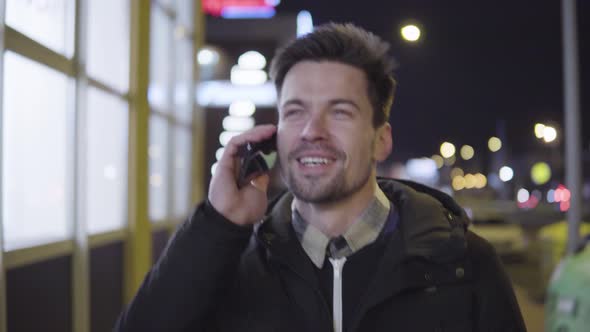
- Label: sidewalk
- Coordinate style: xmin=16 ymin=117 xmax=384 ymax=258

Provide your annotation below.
xmin=513 ymin=283 xmax=545 ymax=332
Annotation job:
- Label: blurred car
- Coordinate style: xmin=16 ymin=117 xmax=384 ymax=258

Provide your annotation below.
xmin=539 ymin=221 xmax=590 ymax=266
xmin=460 ymin=199 xmax=527 ymax=258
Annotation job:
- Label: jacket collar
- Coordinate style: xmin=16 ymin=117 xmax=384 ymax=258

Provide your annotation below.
xmin=291 ymin=186 xmax=391 ymax=268
xmin=254 ymin=178 xmax=472 ymax=330
xmin=256 ymin=178 xmax=469 ymax=264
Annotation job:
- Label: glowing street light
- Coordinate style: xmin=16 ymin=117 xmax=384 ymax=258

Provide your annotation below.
xmin=197 ymin=47 xmax=219 ymax=66
xmin=401 ymin=24 xmax=421 ymax=42
xmin=452 ymin=176 xmax=466 ymax=191
xmin=215 ymin=148 xmax=225 ymax=161
xmin=543 ymin=126 xmax=557 ymax=143
xmin=450 ymin=167 xmax=464 ymax=179
xmin=531 ymin=162 xmax=551 ymax=185
xmin=222 ymin=116 xmax=255 ymax=132
xmin=229 ymin=100 xmax=256 ymax=117
xmin=499 ymin=166 xmax=514 ymax=182
xmin=230 ymin=65 xmax=267 ymax=85
xmin=517 ymin=188 xmax=530 ymax=203
xmin=474 ymin=173 xmax=487 ymax=189
xmin=238 ymin=51 xmax=267 ymax=70
xmin=534 ymin=123 xmax=545 ymax=139
xmin=219 ymin=131 xmax=241 ymax=146
xmin=464 ymin=174 xmax=476 ymax=189
xmin=440 ymin=142 xmax=456 ymax=158
xmin=535 ymin=123 xmax=558 ymax=143
xmin=444 ymin=155 xmax=456 ymax=166
xmin=297 ymin=10 xmax=313 ymax=37
xmin=431 ymin=154 xmax=444 ymax=169
xmin=488 ymin=137 xmax=502 ymax=152
xmin=460 ymin=145 xmax=474 ymax=160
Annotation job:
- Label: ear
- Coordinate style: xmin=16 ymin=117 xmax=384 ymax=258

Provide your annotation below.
xmin=374 ymin=123 xmax=393 ymax=162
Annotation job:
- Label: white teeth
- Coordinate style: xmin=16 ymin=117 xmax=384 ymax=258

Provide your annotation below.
xmin=299 ymin=157 xmax=330 ymax=165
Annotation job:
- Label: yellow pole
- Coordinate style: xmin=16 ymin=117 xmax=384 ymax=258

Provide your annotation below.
xmin=125 ymin=0 xmax=152 ymax=303
xmin=192 ymin=0 xmax=206 ymax=205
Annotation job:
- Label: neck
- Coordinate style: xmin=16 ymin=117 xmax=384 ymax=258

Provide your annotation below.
xmin=294 ymin=175 xmax=378 ymax=238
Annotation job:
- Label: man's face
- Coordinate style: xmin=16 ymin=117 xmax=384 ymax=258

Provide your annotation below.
xmin=277 ymin=61 xmax=390 ymax=204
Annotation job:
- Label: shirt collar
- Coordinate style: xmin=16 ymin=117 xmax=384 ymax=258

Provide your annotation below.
xmin=291 ymin=186 xmax=392 ymax=268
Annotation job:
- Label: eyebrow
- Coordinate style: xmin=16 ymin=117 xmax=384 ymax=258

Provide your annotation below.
xmin=280 ymin=98 xmax=361 ymax=111
xmin=280 ymin=99 xmax=305 ymax=109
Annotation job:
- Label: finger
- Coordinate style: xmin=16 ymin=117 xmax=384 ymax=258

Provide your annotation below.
xmin=249 ymin=173 xmax=270 ymax=193
xmin=217 ymin=125 xmax=276 ymax=172
xmin=221 ymin=124 xmax=276 ymax=159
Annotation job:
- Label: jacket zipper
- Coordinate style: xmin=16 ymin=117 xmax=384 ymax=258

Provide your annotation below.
xmin=273 ymin=260 xmax=334 ymax=330
xmin=260 ymin=238 xmax=333 ymax=331
xmin=329 ymin=257 xmax=347 ymax=332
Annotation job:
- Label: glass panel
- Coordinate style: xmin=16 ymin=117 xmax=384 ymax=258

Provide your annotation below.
xmin=173 ymin=127 xmax=191 ymax=219
xmin=86 ymin=87 xmax=129 ymax=234
xmin=149 ymin=115 xmax=169 ymax=221
xmin=87 ymin=0 xmax=130 ymax=92
xmin=2 ymin=52 xmax=71 ymax=250
xmin=157 ymin=0 xmax=175 ymax=9
xmin=174 ymin=39 xmax=193 ymax=124
xmin=176 ymin=0 xmax=194 ymax=31
xmin=5 ymin=0 xmax=75 ymax=56
xmin=148 ymin=6 xmax=173 ymax=111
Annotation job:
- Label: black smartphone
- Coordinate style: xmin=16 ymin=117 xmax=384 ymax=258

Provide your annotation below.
xmin=237 ymin=133 xmax=277 ymax=188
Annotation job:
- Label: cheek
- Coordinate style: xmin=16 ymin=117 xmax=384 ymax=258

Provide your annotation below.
xmin=343 ymin=136 xmax=374 ymax=167
xmin=276 ymin=129 xmax=294 ymax=158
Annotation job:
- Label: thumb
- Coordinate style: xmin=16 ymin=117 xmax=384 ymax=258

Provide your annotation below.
xmin=249 ymin=173 xmax=270 ymax=193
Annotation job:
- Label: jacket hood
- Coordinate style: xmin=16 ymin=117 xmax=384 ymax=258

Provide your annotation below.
xmin=256 ymin=178 xmax=470 ymax=263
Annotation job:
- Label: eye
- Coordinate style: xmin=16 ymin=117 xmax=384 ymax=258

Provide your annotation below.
xmin=282 ymin=108 xmax=304 ymax=119
xmin=332 ymin=108 xmax=353 ymax=119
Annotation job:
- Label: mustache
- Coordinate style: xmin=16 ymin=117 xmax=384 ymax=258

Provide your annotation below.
xmin=287 ymin=142 xmax=346 ymax=160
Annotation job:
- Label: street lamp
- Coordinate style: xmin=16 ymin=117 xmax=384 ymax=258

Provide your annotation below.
xmin=499 ymin=166 xmax=514 ymax=182
xmin=531 ymin=162 xmax=552 ymax=185
xmin=197 ymin=47 xmax=220 ymax=66
xmin=543 ymin=126 xmax=557 ymax=143
xmin=440 ymin=142 xmax=456 ymax=158
xmin=488 ymin=137 xmax=502 ymax=152
xmin=401 ymin=24 xmax=421 ymax=42
xmin=534 ymin=122 xmax=558 ymax=143
xmin=534 ymin=123 xmax=545 ymax=139
xmin=460 ymin=145 xmax=474 ymax=160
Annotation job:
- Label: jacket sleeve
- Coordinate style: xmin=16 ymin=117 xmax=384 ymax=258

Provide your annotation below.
xmin=114 ymin=200 xmax=253 ymax=332
xmin=467 ymin=231 xmax=528 ymax=332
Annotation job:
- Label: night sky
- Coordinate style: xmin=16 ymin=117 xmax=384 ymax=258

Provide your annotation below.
xmin=275 ymin=0 xmax=589 ymax=163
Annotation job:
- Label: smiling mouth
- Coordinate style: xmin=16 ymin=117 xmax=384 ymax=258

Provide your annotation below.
xmin=297 ymin=156 xmax=335 ymax=167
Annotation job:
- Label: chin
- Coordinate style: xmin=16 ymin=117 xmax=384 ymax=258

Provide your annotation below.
xmin=289 ymin=178 xmax=347 ymax=204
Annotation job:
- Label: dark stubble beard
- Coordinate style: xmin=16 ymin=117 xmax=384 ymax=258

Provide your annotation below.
xmin=279 ymin=148 xmax=375 ymax=204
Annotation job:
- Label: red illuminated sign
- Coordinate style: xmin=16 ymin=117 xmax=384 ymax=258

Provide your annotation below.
xmin=202 ymin=0 xmax=276 ymax=17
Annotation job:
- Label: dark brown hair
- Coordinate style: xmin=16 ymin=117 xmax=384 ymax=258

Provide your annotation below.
xmin=270 ymin=23 xmax=396 ymax=127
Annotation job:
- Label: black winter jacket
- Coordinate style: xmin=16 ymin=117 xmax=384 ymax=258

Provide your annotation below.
xmin=115 ymin=179 xmax=526 ymax=332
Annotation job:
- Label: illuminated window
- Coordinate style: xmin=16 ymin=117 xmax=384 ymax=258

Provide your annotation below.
xmin=85 ymin=87 xmax=129 ymax=234
xmin=149 ymin=115 xmax=169 ymax=222
xmin=5 ymin=0 xmax=75 ymax=56
xmin=176 ymin=0 xmax=194 ymax=31
xmin=157 ymin=0 xmax=175 ymax=8
xmin=148 ymin=7 xmax=173 ymax=111
xmin=2 ymin=52 xmax=71 ymax=250
xmin=147 ymin=0 xmax=195 ymax=222
xmin=174 ymin=39 xmax=193 ymax=124
xmin=173 ymin=128 xmax=192 ymax=219
xmin=87 ymin=0 xmax=130 ymax=92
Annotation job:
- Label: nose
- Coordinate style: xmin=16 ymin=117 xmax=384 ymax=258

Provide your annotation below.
xmin=300 ymin=112 xmax=328 ymax=142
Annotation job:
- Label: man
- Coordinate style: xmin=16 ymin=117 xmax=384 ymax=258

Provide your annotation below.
xmin=116 ymin=23 xmax=526 ymax=331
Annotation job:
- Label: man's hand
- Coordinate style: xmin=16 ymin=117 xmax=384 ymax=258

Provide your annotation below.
xmin=208 ymin=125 xmax=277 ymax=226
